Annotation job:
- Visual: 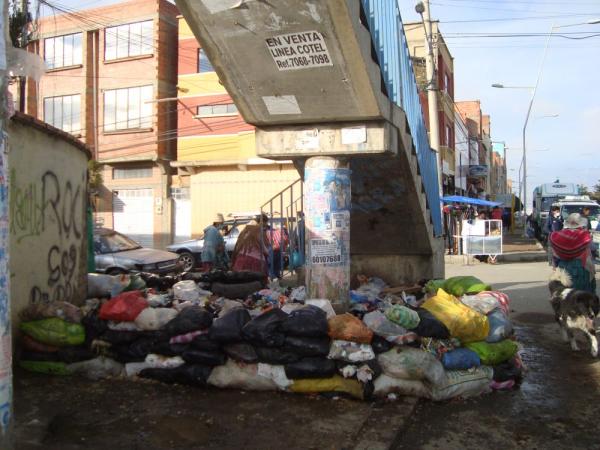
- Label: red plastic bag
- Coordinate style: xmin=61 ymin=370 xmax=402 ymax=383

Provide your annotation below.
xmin=99 ymin=290 xmax=148 ymax=322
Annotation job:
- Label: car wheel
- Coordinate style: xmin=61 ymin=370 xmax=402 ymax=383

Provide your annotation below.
xmin=178 ymin=252 xmax=196 ymax=272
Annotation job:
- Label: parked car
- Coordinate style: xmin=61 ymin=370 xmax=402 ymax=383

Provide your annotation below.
xmin=94 ymin=227 xmax=181 ymax=275
xmin=167 ymin=215 xmax=292 ymax=272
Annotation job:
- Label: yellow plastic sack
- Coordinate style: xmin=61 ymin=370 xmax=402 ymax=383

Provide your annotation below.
xmin=290 ymin=375 xmax=365 ymax=400
xmin=422 ymin=289 xmax=489 ymax=343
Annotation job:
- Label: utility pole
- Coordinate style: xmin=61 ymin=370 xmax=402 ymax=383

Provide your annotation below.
xmin=416 ymin=0 xmax=442 ymax=196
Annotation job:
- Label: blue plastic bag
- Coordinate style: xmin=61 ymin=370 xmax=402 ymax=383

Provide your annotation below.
xmin=486 ymin=309 xmax=514 ymax=343
xmin=441 ymin=348 xmax=481 ymax=370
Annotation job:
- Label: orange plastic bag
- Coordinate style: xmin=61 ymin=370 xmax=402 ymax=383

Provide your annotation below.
xmin=422 ymin=289 xmax=489 ymax=343
xmin=328 ymin=313 xmax=373 ymax=344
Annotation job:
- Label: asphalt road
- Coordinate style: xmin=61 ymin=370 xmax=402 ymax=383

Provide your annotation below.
xmin=393 ymin=261 xmax=600 ymax=450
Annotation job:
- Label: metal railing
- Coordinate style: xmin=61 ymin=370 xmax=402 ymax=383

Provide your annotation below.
xmin=361 ymin=0 xmax=442 ymax=236
xmin=260 ymin=179 xmax=304 ymax=279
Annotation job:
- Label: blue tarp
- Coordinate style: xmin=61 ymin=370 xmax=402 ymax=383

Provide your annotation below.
xmin=442 ymin=195 xmax=503 ymax=207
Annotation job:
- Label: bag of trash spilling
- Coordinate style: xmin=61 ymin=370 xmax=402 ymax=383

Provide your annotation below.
xmin=289 ymin=375 xmax=366 ymax=400
xmin=223 ymin=342 xmax=259 ymax=364
xmin=422 ymin=289 xmax=489 ymax=343
xmin=486 ymin=309 xmax=514 ymax=343
xmin=429 ymin=366 xmax=493 ymax=401
xmin=373 ymin=374 xmax=431 ymax=398
xmin=139 ymin=364 xmax=213 ymax=386
xmin=465 ymin=340 xmax=519 ymax=366
xmin=441 ymin=348 xmax=481 ymax=371
xmin=281 ymin=305 xmax=328 ymax=337
xmin=328 ymin=340 xmax=375 ymax=363
xmin=99 ymin=291 xmax=148 ymax=322
xmin=209 ymin=308 xmax=251 ymax=343
xmin=20 ymin=318 xmax=85 ymax=347
xmin=242 ymin=308 xmax=288 ymax=347
xmin=377 ymin=347 xmax=447 ymax=387
xmin=328 ymin=314 xmax=373 ymax=344
xmin=284 ymin=357 xmax=336 ymax=379
xmin=282 ymin=335 xmax=330 ymax=357
xmin=163 ymin=306 xmax=213 ymax=336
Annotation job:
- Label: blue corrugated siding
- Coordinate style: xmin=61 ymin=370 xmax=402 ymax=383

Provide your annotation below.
xmin=361 ymin=0 xmax=442 ymax=236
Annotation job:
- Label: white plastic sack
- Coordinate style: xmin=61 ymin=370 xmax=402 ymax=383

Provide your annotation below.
xmin=340 ymin=365 xmax=357 ymax=378
xmin=173 ymin=280 xmax=201 ymax=302
xmin=378 ymin=347 xmax=447 ymax=387
xmin=68 ymin=357 xmax=124 ymax=380
xmin=147 ymin=293 xmax=171 ymax=307
xmin=305 ymin=299 xmax=336 ymax=319
xmin=461 ymin=293 xmax=501 ymax=315
xmin=373 ymin=374 xmax=431 ymax=398
xmin=207 ymin=359 xmax=280 ymax=391
xmin=257 ymin=363 xmax=293 ymax=390
xmin=134 ymin=307 xmax=178 ymax=331
xmin=429 ymin=366 xmax=493 ymax=401
xmin=87 ymin=273 xmax=128 ymax=298
xmin=328 ymin=340 xmax=375 ymax=363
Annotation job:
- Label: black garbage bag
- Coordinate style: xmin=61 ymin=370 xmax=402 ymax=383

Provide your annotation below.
xmin=209 ymin=308 xmax=251 ymax=343
xmin=255 ymin=346 xmax=300 ymax=365
xmin=164 ymin=306 xmax=213 ymax=337
xmin=81 ymin=308 xmax=109 ymax=344
xmin=371 ymin=335 xmax=393 ymax=354
xmin=150 ymin=341 xmax=190 ymax=357
xmin=223 ymin=342 xmax=258 ymax=363
xmin=139 ymin=364 xmax=213 ymax=386
xmin=182 ymin=270 xmax=265 ymax=285
xmin=111 ymin=335 xmax=162 ymax=363
xmin=100 ymin=329 xmax=144 ymax=345
xmin=56 ymin=346 xmax=96 ymax=363
xmin=182 ymin=349 xmax=227 ymax=366
xmin=282 ymin=335 xmax=330 ymax=357
xmin=493 ymin=359 xmax=523 ymax=382
xmin=281 ymin=305 xmax=328 ymax=337
xmin=190 ymin=334 xmax=221 ymax=352
xmin=20 ymin=350 xmax=59 ymax=362
xmin=211 ymin=281 xmax=263 ymax=300
xmin=284 ymin=357 xmax=336 ymax=379
xmin=413 ymin=308 xmax=450 ymax=339
xmin=242 ymin=308 xmax=287 ymax=347
xmin=139 ymin=272 xmax=180 ymax=291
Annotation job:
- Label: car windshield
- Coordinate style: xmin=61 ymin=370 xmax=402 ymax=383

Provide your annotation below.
xmin=561 ymin=205 xmax=600 ymax=220
xmin=95 ymin=231 xmax=141 ymax=253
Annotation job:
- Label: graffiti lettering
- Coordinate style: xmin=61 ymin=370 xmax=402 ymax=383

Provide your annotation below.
xmin=10 ymin=170 xmax=82 ymax=243
xmin=31 ymin=243 xmax=78 ymax=304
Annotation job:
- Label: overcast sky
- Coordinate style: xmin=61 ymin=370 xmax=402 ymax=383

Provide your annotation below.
xmin=37 ymin=0 xmax=600 ymax=209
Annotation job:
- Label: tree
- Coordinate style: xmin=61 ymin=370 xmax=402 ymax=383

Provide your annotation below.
xmin=578 ymin=184 xmax=591 ymax=196
xmin=591 ymin=180 xmax=600 ymax=201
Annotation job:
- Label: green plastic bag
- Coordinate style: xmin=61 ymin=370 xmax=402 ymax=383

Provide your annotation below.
xmin=425 ymin=279 xmax=445 ymax=294
xmin=465 ymin=340 xmax=518 ymax=365
xmin=385 ymin=305 xmax=420 ymax=330
xmin=443 ymin=276 xmax=491 ymax=297
xmin=20 ymin=318 xmax=85 ymax=347
xmin=20 ymin=360 xmax=71 ymax=375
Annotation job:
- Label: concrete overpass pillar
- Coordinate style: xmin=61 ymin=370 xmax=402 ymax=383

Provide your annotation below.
xmin=304 ymin=157 xmax=351 ymax=311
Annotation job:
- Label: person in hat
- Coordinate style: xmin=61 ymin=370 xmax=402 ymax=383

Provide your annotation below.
xmin=201 ymin=213 xmax=227 ymax=272
xmin=231 ymin=218 xmax=269 ymax=281
xmin=549 ymin=213 xmax=596 ymax=292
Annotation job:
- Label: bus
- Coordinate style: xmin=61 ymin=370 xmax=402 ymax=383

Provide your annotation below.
xmin=532 ymin=182 xmax=578 ymax=239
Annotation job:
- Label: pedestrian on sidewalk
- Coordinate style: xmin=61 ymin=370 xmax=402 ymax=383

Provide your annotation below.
xmin=201 ymin=213 xmax=227 ymax=272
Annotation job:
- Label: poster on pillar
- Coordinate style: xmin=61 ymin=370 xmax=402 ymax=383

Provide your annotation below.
xmin=305 ymin=167 xmax=351 ymax=268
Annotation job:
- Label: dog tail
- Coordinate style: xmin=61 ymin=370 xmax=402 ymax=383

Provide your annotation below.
xmin=549 ymin=268 xmax=572 ymax=287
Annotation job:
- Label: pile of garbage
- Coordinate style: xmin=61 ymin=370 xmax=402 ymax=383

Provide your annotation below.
xmin=17 ymin=272 xmax=523 ymax=402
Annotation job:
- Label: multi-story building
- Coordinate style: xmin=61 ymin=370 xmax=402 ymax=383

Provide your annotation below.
xmin=19 ymin=0 xmax=179 ymax=248
xmin=174 ymin=16 xmax=299 ymax=237
xmin=405 ymin=21 xmax=455 ymax=195
xmin=454 ymin=110 xmax=470 ymax=196
xmin=455 ymin=100 xmax=490 ymax=199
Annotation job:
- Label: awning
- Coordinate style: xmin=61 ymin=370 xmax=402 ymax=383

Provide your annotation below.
xmin=442 ymin=195 xmax=503 ymax=207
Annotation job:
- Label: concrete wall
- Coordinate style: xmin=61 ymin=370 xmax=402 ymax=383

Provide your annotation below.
xmin=8 ymin=115 xmax=90 ymax=329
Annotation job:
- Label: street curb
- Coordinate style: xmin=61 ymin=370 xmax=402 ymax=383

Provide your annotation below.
xmin=497 ymin=252 xmax=548 ymax=263
xmin=353 ymin=397 xmax=419 ymax=450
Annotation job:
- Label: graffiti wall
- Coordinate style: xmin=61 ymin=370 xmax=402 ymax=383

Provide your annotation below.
xmin=8 ymin=115 xmax=90 ymax=330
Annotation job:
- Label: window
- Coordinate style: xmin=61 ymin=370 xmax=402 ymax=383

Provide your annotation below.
xmin=105 ymin=20 xmax=153 ymax=61
xmin=444 ymin=72 xmax=450 ymax=94
xmin=44 ymin=94 xmax=81 ymax=133
xmin=113 ymin=166 xmax=153 ymax=179
xmin=45 ymin=33 xmax=82 ymax=69
xmin=104 ymin=85 xmax=153 ymax=132
xmin=198 ymin=48 xmax=214 ymax=72
xmin=197 ymin=103 xmax=238 ymax=117
xmin=445 ymin=125 xmax=452 ymax=147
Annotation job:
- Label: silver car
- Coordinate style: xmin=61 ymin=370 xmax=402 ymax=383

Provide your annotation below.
xmin=94 ymin=228 xmax=180 ymax=275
